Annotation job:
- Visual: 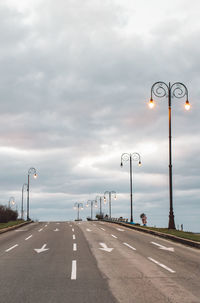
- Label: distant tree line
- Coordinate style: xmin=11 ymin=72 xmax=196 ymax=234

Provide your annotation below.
xmin=0 ymin=205 xmax=18 ymax=223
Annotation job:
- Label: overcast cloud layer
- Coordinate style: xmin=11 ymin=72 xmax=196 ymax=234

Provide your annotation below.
xmin=0 ymin=0 xmax=200 ymax=231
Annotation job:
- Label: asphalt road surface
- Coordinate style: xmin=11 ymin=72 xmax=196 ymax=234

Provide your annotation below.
xmin=0 ymin=221 xmax=199 ymax=303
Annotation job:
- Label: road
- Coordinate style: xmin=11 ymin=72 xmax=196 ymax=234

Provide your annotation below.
xmin=0 ymin=221 xmax=199 ymax=303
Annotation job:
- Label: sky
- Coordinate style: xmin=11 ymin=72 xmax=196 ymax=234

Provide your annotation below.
xmin=0 ymin=0 xmax=200 ymax=231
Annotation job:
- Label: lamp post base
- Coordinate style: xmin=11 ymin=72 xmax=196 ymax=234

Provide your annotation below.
xmin=168 ymin=213 xmax=176 ymax=229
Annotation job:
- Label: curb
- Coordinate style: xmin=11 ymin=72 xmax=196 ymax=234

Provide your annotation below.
xmin=103 ymin=220 xmax=200 ymax=249
xmin=0 ymin=221 xmax=33 ymax=234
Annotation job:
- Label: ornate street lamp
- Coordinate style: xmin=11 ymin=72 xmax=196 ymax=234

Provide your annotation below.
xmin=121 ymin=153 xmax=141 ymax=223
xmin=95 ymin=195 xmax=104 ymax=217
xmin=74 ymin=202 xmax=84 ymax=221
xmin=104 ymin=191 xmax=116 ymax=218
xmin=149 ymin=81 xmax=190 ymax=229
xmin=21 ymin=183 xmax=28 ymax=220
xmin=8 ymin=196 xmax=15 ymax=208
xmin=86 ymin=200 xmax=97 ymax=220
xmin=27 ymin=167 xmax=37 ymax=221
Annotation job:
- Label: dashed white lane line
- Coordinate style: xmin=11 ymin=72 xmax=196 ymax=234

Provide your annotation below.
xmin=73 ymin=234 xmax=76 ymax=240
xmin=148 ymin=257 xmax=176 ymax=273
xmin=123 ymin=242 xmax=136 ymax=251
xmin=73 ymin=243 xmax=77 ymax=251
xmin=117 ymin=228 xmax=125 ymax=232
xmin=111 ymin=234 xmax=118 ymax=239
xmin=5 ymin=244 xmax=19 ymax=252
xmin=38 ymin=228 xmax=43 ymax=232
xmin=86 ymin=228 xmax=92 ymax=232
xmin=71 ymin=260 xmax=77 ymax=280
xmin=100 ymin=228 xmax=106 ymax=231
xmin=72 ymin=228 xmax=74 ymax=232
xmin=25 ymin=235 xmax=32 ymax=240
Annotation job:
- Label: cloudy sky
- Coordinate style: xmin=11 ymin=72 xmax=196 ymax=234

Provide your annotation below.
xmin=1 ymin=0 xmax=200 ymax=231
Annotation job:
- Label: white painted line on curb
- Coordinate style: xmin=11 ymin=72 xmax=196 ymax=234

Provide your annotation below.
xmin=71 ymin=260 xmax=77 ymax=280
xmin=148 ymin=257 xmax=176 ymax=273
xmin=111 ymin=234 xmax=117 ymax=239
xmin=6 ymin=244 xmax=19 ymax=252
xmin=101 ymin=228 xmax=106 ymax=231
xmin=73 ymin=234 xmax=76 ymax=240
xmin=73 ymin=243 xmax=77 ymax=251
xmin=25 ymin=235 xmax=32 ymax=240
xmin=123 ymin=242 xmax=136 ymax=251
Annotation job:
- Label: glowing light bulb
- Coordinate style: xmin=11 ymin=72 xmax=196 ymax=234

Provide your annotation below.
xmin=185 ymin=100 xmax=190 ymax=111
xmin=149 ymin=98 xmax=155 ymax=109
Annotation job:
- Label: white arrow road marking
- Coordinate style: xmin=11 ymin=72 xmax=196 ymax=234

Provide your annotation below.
xmin=100 ymin=228 xmax=106 ymax=231
xmin=5 ymin=244 xmax=18 ymax=252
xmin=73 ymin=243 xmax=77 ymax=251
xmin=111 ymin=234 xmax=117 ymax=239
xmin=123 ymin=242 xmax=136 ymax=251
xmin=25 ymin=235 xmax=32 ymax=240
xmin=38 ymin=228 xmax=43 ymax=232
xmin=116 ymin=228 xmax=125 ymax=232
xmin=148 ymin=257 xmax=176 ymax=273
xmin=99 ymin=243 xmax=113 ymax=252
xmin=73 ymin=234 xmax=76 ymax=240
xmin=54 ymin=228 xmax=59 ymax=232
xmin=71 ymin=260 xmax=77 ymax=280
xmin=34 ymin=244 xmax=49 ymax=254
xmin=151 ymin=242 xmax=174 ymax=252
xmin=86 ymin=228 xmax=92 ymax=232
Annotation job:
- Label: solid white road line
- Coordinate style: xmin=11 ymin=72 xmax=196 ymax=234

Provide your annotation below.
xmin=5 ymin=244 xmax=19 ymax=252
xmin=72 ymin=228 xmax=74 ymax=232
xmin=25 ymin=235 xmax=32 ymax=240
xmin=111 ymin=234 xmax=117 ymax=239
xmin=100 ymin=228 xmax=106 ymax=231
xmin=123 ymin=242 xmax=136 ymax=251
xmin=71 ymin=260 xmax=77 ymax=280
xmin=73 ymin=243 xmax=77 ymax=251
xmin=148 ymin=257 xmax=176 ymax=273
xmin=73 ymin=234 xmax=76 ymax=240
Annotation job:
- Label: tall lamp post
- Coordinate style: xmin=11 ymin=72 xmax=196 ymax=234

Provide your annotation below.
xmin=95 ymin=195 xmax=104 ymax=217
xmin=104 ymin=191 xmax=116 ymax=218
xmin=149 ymin=81 xmax=190 ymax=229
xmin=86 ymin=200 xmax=97 ymax=220
xmin=121 ymin=153 xmax=141 ymax=223
xmin=74 ymin=202 xmax=83 ymax=221
xmin=21 ymin=183 xmax=28 ymax=220
xmin=27 ymin=167 xmax=37 ymax=221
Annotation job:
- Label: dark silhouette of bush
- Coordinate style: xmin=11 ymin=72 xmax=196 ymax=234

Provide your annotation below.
xmin=0 ymin=205 xmax=18 ymax=223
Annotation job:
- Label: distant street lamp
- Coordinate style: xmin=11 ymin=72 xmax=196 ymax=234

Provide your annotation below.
xmin=27 ymin=167 xmax=37 ymax=221
xmin=21 ymin=183 xmax=28 ymax=220
xmin=149 ymin=81 xmax=190 ymax=229
xmin=86 ymin=200 xmax=97 ymax=220
xmin=8 ymin=196 xmax=15 ymax=208
xmin=74 ymin=202 xmax=83 ymax=221
xmin=121 ymin=153 xmax=141 ymax=223
xmin=104 ymin=191 xmax=116 ymax=218
xmin=95 ymin=195 xmax=104 ymax=217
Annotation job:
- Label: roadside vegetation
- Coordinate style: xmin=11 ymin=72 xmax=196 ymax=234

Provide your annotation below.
xmin=0 ymin=204 xmax=24 ymax=230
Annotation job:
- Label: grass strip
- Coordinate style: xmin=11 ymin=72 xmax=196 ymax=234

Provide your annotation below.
xmin=0 ymin=220 xmax=25 ymax=230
